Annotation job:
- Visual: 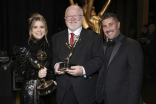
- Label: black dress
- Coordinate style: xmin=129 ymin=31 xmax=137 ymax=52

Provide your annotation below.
xmin=13 ymin=36 xmax=55 ymax=104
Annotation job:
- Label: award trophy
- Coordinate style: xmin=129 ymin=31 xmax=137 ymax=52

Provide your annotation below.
xmin=29 ymin=51 xmax=56 ymax=96
xmin=59 ymin=35 xmax=81 ymax=71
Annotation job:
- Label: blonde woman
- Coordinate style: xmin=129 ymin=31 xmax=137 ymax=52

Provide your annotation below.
xmin=13 ymin=13 xmax=55 ymax=104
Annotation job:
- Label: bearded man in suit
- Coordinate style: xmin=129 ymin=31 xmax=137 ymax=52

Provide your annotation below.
xmin=52 ymin=5 xmax=104 ymax=104
xmin=96 ymin=13 xmax=143 ymax=104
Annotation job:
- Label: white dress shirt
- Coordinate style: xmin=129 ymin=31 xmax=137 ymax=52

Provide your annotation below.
xmin=68 ymin=26 xmax=86 ymax=77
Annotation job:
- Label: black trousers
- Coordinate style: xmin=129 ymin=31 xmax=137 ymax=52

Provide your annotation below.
xmin=62 ymin=85 xmax=97 ymax=104
xmin=62 ymin=86 xmax=78 ymax=104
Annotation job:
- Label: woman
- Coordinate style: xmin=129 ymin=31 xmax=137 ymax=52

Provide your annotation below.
xmin=13 ymin=13 xmax=55 ymax=104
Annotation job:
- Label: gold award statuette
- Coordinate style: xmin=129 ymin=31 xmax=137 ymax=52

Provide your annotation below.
xmin=36 ymin=51 xmax=56 ymax=95
xmin=29 ymin=50 xmax=47 ymax=70
xmin=59 ymin=35 xmax=81 ymax=71
xmin=69 ymin=0 xmax=111 ymax=36
xmin=29 ymin=51 xmax=56 ymax=95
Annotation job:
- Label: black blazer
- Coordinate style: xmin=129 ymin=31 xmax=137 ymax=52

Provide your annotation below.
xmin=96 ymin=34 xmax=143 ymax=104
xmin=52 ymin=28 xmax=104 ymax=104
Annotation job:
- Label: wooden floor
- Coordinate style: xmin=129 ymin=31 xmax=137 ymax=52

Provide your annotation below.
xmin=0 ymin=79 xmax=156 ymax=104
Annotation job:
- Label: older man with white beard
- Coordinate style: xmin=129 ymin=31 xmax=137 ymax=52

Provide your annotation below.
xmin=51 ymin=5 xmax=104 ymax=104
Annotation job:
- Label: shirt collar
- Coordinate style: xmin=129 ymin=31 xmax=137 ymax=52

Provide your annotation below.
xmin=68 ymin=26 xmax=82 ymax=36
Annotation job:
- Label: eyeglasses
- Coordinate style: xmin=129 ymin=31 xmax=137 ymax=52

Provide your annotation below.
xmin=65 ymin=15 xmax=83 ymax=19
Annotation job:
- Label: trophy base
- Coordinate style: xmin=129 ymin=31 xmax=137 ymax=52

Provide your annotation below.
xmin=37 ymin=80 xmax=56 ymax=96
xmin=59 ymin=62 xmax=75 ymax=71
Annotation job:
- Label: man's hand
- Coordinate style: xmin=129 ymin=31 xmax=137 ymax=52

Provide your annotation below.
xmin=65 ymin=65 xmax=83 ymax=76
xmin=55 ymin=62 xmax=65 ymax=75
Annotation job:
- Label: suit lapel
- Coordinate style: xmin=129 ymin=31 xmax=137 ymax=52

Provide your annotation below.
xmin=107 ymin=41 xmax=121 ymax=67
xmin=103 ymin=44 xmax=107 ymax=58
xmin=59 ymin=30 xmax=70 ymax=61
xmin=107 ymin=34 xmax=124 ymax=67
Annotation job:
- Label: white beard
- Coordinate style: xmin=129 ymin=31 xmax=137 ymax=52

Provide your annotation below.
xmin=65 ymin=19 xmax=83 ymax=31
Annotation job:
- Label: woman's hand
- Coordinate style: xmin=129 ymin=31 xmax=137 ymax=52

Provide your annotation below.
xmin=38 ymin=67 xmax=47 ymax=78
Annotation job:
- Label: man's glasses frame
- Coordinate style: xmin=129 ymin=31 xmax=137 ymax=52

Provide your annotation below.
xmin=65 ymin=15 xmax=83 ymax=19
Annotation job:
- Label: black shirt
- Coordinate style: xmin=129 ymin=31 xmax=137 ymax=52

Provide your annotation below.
xmin=104 ymin=34 xmax=121 ymax=67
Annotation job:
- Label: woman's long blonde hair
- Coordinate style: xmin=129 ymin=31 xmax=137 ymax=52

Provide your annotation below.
xmin=28 ymin=13 xmax=49 ymax=45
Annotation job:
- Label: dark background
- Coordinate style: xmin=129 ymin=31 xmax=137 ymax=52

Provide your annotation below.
xmin=0 ymin=0 xmax=155 ymax=56
xmin=0 ymin=0 xmax=156 ymax=104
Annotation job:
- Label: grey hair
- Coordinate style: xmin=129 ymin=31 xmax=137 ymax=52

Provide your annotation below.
xmin=65 ymin=5 xmax=83 ymax=17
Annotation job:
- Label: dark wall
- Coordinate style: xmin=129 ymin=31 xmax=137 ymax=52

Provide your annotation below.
xmin=149 ymin=0 xmax=156 ymax=24
xmin=0 ymin=0 xmax=70 ymax=56
xmin=0 ymin=0 xmax=137 ymax=56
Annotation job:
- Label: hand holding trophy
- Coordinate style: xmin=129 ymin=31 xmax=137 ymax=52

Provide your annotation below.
xmin=29 ymin=51 xmax=56 ymax=96
xmin=59 ymin=35 xmax=81 ymax=71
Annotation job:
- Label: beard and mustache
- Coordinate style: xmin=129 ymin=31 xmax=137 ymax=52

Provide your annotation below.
xmin=105 ymin=30 xmax=115 ymax=40
xmin=106 ymin=30 xmax=114 ymax=34
xmin=65 ymin=19 xmax=83 ymax=31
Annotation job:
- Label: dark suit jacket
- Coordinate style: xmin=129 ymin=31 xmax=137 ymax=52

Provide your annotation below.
xmin=96 ymin=34 xmax=143 ymax=104
xmin=52 ymin=28 xmax=104 ymax=104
